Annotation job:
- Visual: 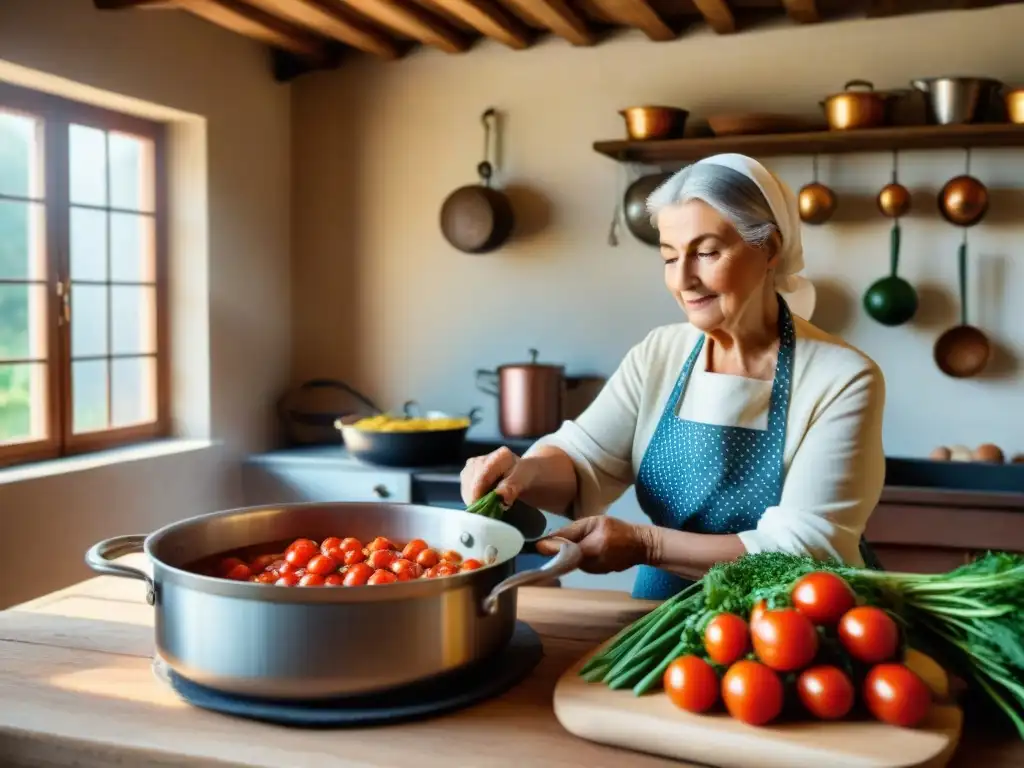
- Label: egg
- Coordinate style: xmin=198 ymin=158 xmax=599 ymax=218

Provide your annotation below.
xmin=929 ymin=446 xmax=952 ymax=461
xmin=973 ymin=444 xmax=1005 ymax=464
xmin=948 ymin=445 xmax=973 ymax=462
xmin=1011 ymin=454 xmax=1024 ymax=465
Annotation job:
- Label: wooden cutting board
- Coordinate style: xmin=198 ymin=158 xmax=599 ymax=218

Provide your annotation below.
xmin=554 ymin=644 xmax=963 ymax=768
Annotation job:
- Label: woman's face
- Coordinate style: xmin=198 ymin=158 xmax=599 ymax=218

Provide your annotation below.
xmin=656 ymin=200 xmax=778 ymax=331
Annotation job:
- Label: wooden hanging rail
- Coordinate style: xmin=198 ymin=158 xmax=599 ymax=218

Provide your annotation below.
xmin=592 ymin=123 xmax=1024 ymax=164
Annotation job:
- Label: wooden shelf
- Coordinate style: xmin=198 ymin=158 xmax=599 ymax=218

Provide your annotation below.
xmin=593 ymin=123 xmax=1024 ymax=164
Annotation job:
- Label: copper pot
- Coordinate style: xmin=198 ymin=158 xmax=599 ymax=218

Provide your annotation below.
xmin=619 ymin=106 xmax=689 ymax=141
xmin=1006 ymin=87 xmax=1024 ymax=124
xmin=821 ymin=80 xmax=889 ymax=130
xmin=476 ymin=349 xmax=574 ymax=439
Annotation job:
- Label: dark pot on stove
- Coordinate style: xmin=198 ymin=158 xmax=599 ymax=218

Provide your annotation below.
xmin=84 ymin=502 xmax=581 ymax=700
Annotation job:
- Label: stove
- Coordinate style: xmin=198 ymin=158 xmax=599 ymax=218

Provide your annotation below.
xmin=153 ymin=621 xmax=543 ymax=728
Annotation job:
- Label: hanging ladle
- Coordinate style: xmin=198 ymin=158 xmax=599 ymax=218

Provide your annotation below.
xmin=864 ymin=152 xmax=917 ymax=326
xmin=933 ymin=229 xmax=991 ymax=378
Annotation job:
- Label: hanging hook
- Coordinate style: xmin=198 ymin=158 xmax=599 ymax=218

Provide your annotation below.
xmin=891 ymin=149 xmax=899 ymax=184
xmin=811 ymin=154 xmax=820 ymax=182
xmin=478 ymin=108 xmax=497 ymax=187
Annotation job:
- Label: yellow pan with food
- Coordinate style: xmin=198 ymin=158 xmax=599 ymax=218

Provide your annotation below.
xmin=335 ymin=401 xmax=482 ymax=468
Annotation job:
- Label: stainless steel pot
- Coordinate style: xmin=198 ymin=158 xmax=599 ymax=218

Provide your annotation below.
xmin=911 ymin=77 xmax=1004 ymax=124
xmin=85 ymin=502 xmax=582 ymax=700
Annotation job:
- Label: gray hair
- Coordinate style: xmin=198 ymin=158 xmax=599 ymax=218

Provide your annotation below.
xmin=646 ymin=164 xmax=778 ymax=248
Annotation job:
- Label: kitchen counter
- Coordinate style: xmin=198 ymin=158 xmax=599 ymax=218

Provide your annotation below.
xmin=0 ymin=560 xmax=1021 ymax=767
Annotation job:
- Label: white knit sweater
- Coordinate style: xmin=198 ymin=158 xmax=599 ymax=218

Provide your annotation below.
xmin=528 ymin=317 xmax=886 ymax=566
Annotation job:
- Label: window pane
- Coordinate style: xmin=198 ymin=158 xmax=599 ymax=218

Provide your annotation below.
xmin=73 ymin=359 xmax=108 ymax=433
xmin=69 ymin=124 xmax=107 ymax=207
xmin=109 ymin=132 xmax=154 ymax=212
xmin=110 ymin=212 xmax=155 ymax=282
xmin=71 ymin=284 xmax=108 ymax=357
xmin=0 ymin=362 xmax=46 ymax=444
xmin=0 ymin=110 xmax=41 ymax=199
xmin=70 ymin=206 xmax=108 ymax=281
xmin=112 ymin=356 xmax=156 ymax=427
xmin=111 ymin=285 xmax=156 ymax=355
xmin=0 ymin=283 xmax=47 ymax=360
xmin=0 ymin=199 xmax=46 ymax=280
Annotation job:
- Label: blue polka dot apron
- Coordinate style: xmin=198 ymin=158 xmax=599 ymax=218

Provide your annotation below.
xmin=631 ymin=296 xmax=795 ymax=600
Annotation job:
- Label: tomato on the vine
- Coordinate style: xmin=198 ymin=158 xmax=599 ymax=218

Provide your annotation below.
xmin=663 ymin=655 xmax=719 ymax=714
xmin=796 ymin=665 xmax=855 ymax=720
xmin=864 ymin=664 xmax=932 ymax=727
xmin=791 ymin=572 xmax=857 ymax=626
xmin=838 ymin=606 xmax=899 ymax=664
xmin=703 ymin=613 xmax=750 ymax=666
xmin=751 ymin=609 xmax=819 ymax=672
xmin=721 ymin=660 xmax=784 ymax=726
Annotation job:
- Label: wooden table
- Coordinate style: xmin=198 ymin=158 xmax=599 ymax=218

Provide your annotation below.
xmin=0 ymin=557 xmax=1019 ymax=768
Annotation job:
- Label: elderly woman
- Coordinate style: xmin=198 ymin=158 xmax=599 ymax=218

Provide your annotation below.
xmin=460 ymin=153 xmax=886 ymax=600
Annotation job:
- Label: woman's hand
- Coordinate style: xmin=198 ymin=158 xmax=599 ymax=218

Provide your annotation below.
xmin=460 ymin=447 xmax=540 ymax=506
xmin=535 ymin=516 xmax=657 ymax=574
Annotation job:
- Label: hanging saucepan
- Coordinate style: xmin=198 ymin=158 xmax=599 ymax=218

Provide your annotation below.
xmin=938 ymin=174 xmax=989 ymax=227
xmin=623 ymin=172 xmax=671 ymax=246
xmin=934 ymin=233 xmax=991 ymax=378
xmin=863 ymin=223 xmax=918 ymax=326
xmin=440 ymin=108 xmax=515 ymax=254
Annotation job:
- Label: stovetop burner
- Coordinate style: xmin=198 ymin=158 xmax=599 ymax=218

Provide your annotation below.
xmin=153 ymin=621 xmax=543 ymax=728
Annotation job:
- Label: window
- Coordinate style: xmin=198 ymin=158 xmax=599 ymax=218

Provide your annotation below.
xmin=0 ymin=82 xmax=168 ymax=467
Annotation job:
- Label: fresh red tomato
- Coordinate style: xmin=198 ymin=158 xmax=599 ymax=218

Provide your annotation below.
xmin=440 ymin=549 xmax=463 ymax=565
xmin=224 ymin=563 xmax=252 ymax=581
xmin=368 ymin=569 xmax=398 ymax=585
xmin=749 ymin=600 xmax=768 ymax=628
xmin=285 ymin=540 xmax=318 ymax=568
xmin=791 ymin=572 xmax=857 ymax=626
xmin=275 ymin=573 xmax=299 ymax=586
xmin=342 ymin=548 xmax=366 ymax=566
xmin=864 ymin=664 xmax=932 ymax=727
xmin=324 ymin=573 xmax=345 ymax=586
xmin=416 ymin=548 xmax=440 ymax=568
xmin=216 ymin=557 xmax=245 ymax=577
xmin=367 ymin=536 xmax=395 ymax=553
xmin=367 ymin=549 xmax=396 ymax=570
xmin=461 ymin=558 xmax=483 ymax=571
xmin=248 ymin=554 xmax=280 ymax=573
xmin=254 ymin=571 xmax=278 ymax=584
xmin=433 ymin=563 xmax=459 ymax=578
xmin=299 ymin=572 xmax=325 ymax=587
xmin=272 ymin=559 xmax=296 ymax=576
xmin=402 ymin=539 xmax=428 ymax=561
xmin=797 ymin=665 xmax=855 ymax=720
xmin=339 ymin=537 xmax=362 ymax=552
xmin=390 ymin=559 xmax=421 ymax=580
xmin=306 ymin=554 xmax=338 ymax=576
xmin=721 ymin=660 xmax=784 ymax=726
xmin=663 ymin=655 xmax=719 ymax=713
xmin=343 ymin=563 xmax=374 ymax=587
xmin=703 ymin=612 xmax=750 ymax=666
xmin=838 ymin=606 xmax=899 ymax=664
xmin=751 ymin=609 xmax=819 ymax=672
xmin=320 ymin=537 xmax=342 ymax=556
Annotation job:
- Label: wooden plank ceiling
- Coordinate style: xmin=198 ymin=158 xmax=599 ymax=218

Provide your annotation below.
xmin=96 ymin=0 xmax=1024 ymax=76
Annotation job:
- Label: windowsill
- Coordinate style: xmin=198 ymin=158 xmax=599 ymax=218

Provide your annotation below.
xmin=0 ymin=438 xmax=218 ymax=486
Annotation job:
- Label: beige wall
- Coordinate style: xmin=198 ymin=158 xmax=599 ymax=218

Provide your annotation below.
xmin=292 ymin=5 xmax=1024 ymax=462
xmin=0 ymin=0 xmax=292 ymax=607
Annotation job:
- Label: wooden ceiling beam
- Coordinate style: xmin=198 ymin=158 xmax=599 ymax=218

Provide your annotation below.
xmin=172 ymin=0 xmax=336 ymax=62
xmin=590 ymin=0 xmax=675 ymax=40
xmin=501 ymin=0 xmax=597 ymax=45
xmin=336 ymin=0 xmax=471 ymax=52
xmin=692 ymin=0 xmax=735 ymax=33
xmin=428 ymin=0 xmax=534 ymax=49
xmin=242 ymin=0 xmax=402 ymax=59
xmin=94 ymin=0 xmax=179 ymax=8
xmin=782 ymin=0 xmax=819 ymax=23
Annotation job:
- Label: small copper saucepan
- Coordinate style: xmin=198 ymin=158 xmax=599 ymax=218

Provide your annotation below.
xmin=619 ymin=106 xmax=689 ymax=141
xmin=476 ymin=349 xmax=579 ymax=439
xmin=821 ymin=80 xmax=891 ymax=130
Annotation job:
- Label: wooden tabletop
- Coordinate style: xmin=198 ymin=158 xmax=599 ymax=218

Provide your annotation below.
xmin=0 ymin=557 xmax=1019 ymax=768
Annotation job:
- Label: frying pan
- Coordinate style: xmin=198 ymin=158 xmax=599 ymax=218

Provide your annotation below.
xmin=440 ymin=108 xmax=514 ymax=254
xmin=623 ymin=172 xmax=671 ymax=246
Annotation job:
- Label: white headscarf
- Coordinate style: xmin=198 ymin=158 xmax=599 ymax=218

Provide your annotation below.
xmin=689 ymin=153 xmax=806 ymax=295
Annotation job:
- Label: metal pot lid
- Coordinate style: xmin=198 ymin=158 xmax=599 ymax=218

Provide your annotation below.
xmin=498 ymin=348 xmax=565 ymax=370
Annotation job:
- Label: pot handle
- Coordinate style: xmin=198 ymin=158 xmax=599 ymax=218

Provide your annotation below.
xmin=475 ymin=369 xmax=499 ymax=397
xmin=84 ymin=534 xmax=156 ymax=606
xmin=481 ymin=536 xmax=583 ymax=615
xmin=843 ymin=79 xmax=875 ymax=92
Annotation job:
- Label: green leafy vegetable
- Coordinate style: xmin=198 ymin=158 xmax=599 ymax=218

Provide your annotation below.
xmin=581 ymin=550 xmax=1024 ymax=738
xmin=465 ymin=490 xmax=506 ymax=519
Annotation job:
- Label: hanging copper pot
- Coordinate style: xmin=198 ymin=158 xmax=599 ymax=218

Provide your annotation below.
xmin=623 ymin=172 xmax=671 ymax=246
xmin=877 ymin=182 xmax=911 ymax=218
xmin=798 ymin=182 xmax=837 ymax=225
xmin=938 ymin=175 xmax=988 ymax=228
